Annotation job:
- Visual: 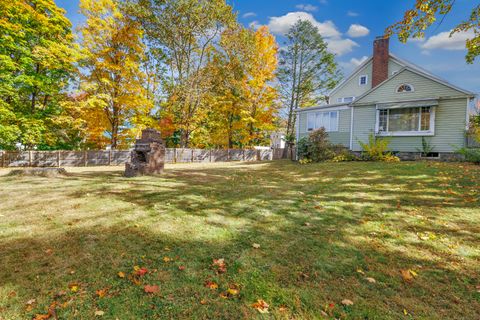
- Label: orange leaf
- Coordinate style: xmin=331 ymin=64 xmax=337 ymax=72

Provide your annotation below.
xmin=204 ymin=281 xmax=218 ymax=290
xmin=96 ymin=288 xmax=108 ymax=298
xmin=252 ymin=299 xmax=269 ymax=313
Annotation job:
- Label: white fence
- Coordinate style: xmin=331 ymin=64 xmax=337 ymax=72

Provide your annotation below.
xmin=0 ymin=148 xmax=292 ymax=167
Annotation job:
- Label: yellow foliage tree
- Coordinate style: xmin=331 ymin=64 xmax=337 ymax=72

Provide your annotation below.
xmin=78 ymin=0 xmax=153 ymax=149
xmin=202 ymin=25 xmax=279 ymax=148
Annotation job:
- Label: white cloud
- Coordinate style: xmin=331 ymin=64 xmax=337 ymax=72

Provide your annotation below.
xmin=267 ymin=12 xmax=341 ymax=38
xmin=242 ymin=12 xmax=256 ymax=18
xmin=295 ymin=4 xmax=318 ymax=12
xmin=421 ymin=29 xmax=474 ymax=50
xmin=347 ymin=11 xmax=359 ymax=17
xmin=267 ymin=11 xmax=359 ymax=56
xmin=326 ymin=38 xmax=359 ymax=56
xmin=318 ymin=0 xmax=328 ymax=4
xmin=347 ymin=24 xmax=370 ymax=38
xmin=339 ymin=56 xmax=368 ymax=73
xmin=249 ymin=21 xmax=261 ymax=29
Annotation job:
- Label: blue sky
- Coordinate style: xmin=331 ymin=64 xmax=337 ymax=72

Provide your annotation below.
xmin=57 ymin=0 xmax=478 ymax=93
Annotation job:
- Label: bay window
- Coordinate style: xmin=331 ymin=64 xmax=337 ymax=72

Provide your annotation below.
xmin=376 ymin=106 xmax=435 ymax=136
xmin=307 ymin=111 xmax=339 ymax=132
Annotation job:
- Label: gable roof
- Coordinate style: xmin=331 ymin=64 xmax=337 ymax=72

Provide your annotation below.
xmin=329 ymin=53 xmax=474 ymax=98
xmin=353 ymin=66 xmax=474 ymax=105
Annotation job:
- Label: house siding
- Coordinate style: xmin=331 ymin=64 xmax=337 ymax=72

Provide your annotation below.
xmin=352 ymin=98 xmax=467 ymax=152
xmin=330 ymin=61 xmax=372 ymax=103
xmin=355 ymin=69 xmax=465 ymax=104
xmin=298 ymin=108 xmax=351 ymax=147
xmin=330 ymin=58 xmax=405 ymax=104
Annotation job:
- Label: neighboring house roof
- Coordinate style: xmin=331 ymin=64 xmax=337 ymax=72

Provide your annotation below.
xmin=353 ymin=66 xmax=475 ymax=105
xmin=328 ymin=53 xmax=475 ymax=98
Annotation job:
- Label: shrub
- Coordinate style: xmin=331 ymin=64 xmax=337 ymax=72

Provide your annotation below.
xmin=331 ymin=149 xmax=359 ymax=162
xmin=416 ymin=137 xmax=435 ymax=156
xmin=457 ymin=147 xmax=480 ymax=164
xmin=358 ymin=133 xmax=398 ymax=161
xmin=297 ymin=128 xmax=340 ymax=162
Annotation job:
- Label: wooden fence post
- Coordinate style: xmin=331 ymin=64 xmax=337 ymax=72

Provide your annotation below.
xmin=1 ymin=152 xmax=4 ymax=168
xmin=57 ymin=150 xmax=61 ymax=167
xmin=84 ymin=151 xmax=88 ymax=167
xmin=108 ymin=150 xmax=112 ymax=166
xmin=29 ymin=151 xmax=32 ymax=167
xmin=242 ymin=149 xmax=245 ymax=161
xmin=191 ymin=149 xmax=194 ymax=163
xmin=173 ymin=148 xmax=177 ymax=163
xmin=209 ymin=149 xmax=212 ymax=162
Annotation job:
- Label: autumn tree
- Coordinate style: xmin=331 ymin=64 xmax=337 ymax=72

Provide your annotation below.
xmin=386 ymin=1 xmax=479 ymax=63
xmin=203 ymin=26 xmax=254 ymax=148
xmin=78 ymin=0 xmax=152 ymax=149
xmin=128 ymin=0 xmax=236 ymax=147
xmin=244 ymin=26 xmax=279 ymax=146
xmin=0 ymin=0 xmax=78 ymax=149
xmin=278 ymin=20 xmax=342 ymax=141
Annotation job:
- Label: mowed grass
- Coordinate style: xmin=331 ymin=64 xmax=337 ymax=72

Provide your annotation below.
xmin=0 ymin=161 xmax=479 ymax=319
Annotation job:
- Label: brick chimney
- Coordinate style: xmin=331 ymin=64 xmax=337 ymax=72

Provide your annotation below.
xmin=372 ymin=36 xmax=389 ymax=88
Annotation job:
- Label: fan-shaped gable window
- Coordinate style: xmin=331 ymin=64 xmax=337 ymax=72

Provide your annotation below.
xmin=397 ymin=84 xmax=414 ymax=93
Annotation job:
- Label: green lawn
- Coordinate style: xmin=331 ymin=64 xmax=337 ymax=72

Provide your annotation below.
xmin=0 ymin=161 xmax=479 ymax=319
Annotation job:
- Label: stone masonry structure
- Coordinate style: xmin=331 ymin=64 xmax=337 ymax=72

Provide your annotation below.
xmin=125 ymin=129 xmax=165 ymax=177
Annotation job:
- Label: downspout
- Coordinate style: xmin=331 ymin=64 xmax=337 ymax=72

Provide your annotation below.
xmin=349 ymin=105 xmax=354 ymax=150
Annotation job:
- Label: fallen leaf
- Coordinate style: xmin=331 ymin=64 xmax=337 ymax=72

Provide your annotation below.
xmin=26 ymin=299 xmax=36 ymax=305
xmin=134 ymin=267 xmax=148 ymax=276
xmin=117 ymin=271 xmax=126 ymax=278
xmin=178 ymin=266 xmax=186 ymax=271
xmin=163 ymin=256 xmax=171 ymax=263
xmin=96 ymin=288 xmax=108 ymax=298
xmin=400 ymin=270 xmax=412 ymax=281
xmin=356 ymin=269 xmax=365 ymax=275
xmin=212 ymin=259 xmax=227 ymax=274
xmin=68 ymin=283 xmax=79 ymax=293
xmin=200 ymin=299 xmax=207 ymax=305
xmin=33 ymin=314 xmax=51 ymax=320
xmin=144 ymin=285 xmax=160 ymax=294
xmin=252 ymin=299 xmax=269 ymax=313
xmin=365 ymin=277 xmax=376 ymax=283
xmin=204 ymin=281 xmax=218 ymax=290
xmin=252 ymin=243 xmax=260 ymax=249
xmin=227 ymin=288 xmax=239 ymax=296
xmin=94 ymin=310 xmax=105 ymax=316
xmin=45 ymin=249 xmax=53 ymax=255
xmin=278 ymin=305 xmax=288 ymax=312
xmin=341 ymin=299 xmax=354 ymax=306
xmin=304 ymin=222 xmax=311 ymax=227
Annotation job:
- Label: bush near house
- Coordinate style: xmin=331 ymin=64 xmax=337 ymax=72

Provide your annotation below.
xmin=358 ymin=134 xmax=400 ymax=162
xmin=297 ymin=128 xmax=345 ymax=162
xmin=457 ymin=147 xmax=480 ymax=164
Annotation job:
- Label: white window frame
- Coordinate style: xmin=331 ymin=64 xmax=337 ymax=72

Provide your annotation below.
xmin=375 ymin=106 xmax=435 ymax=136
xmin=359 ymin=75 xmax=368 ymax=86
xmin=337 ymin=97 xmax=355 ymax=103
xmin=396 ymin=83 xmax=415 ymax=93
xmin=306 ymin=111 xmax=340 ymax=132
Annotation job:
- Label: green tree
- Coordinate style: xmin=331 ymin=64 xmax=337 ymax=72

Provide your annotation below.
xmin=278 ymin=20 xmax=342 ymax=140
xmin=0 ymin=0 xmax=78 ymax=149
xmin=386 ymin=1 xmax=479 ymax=63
